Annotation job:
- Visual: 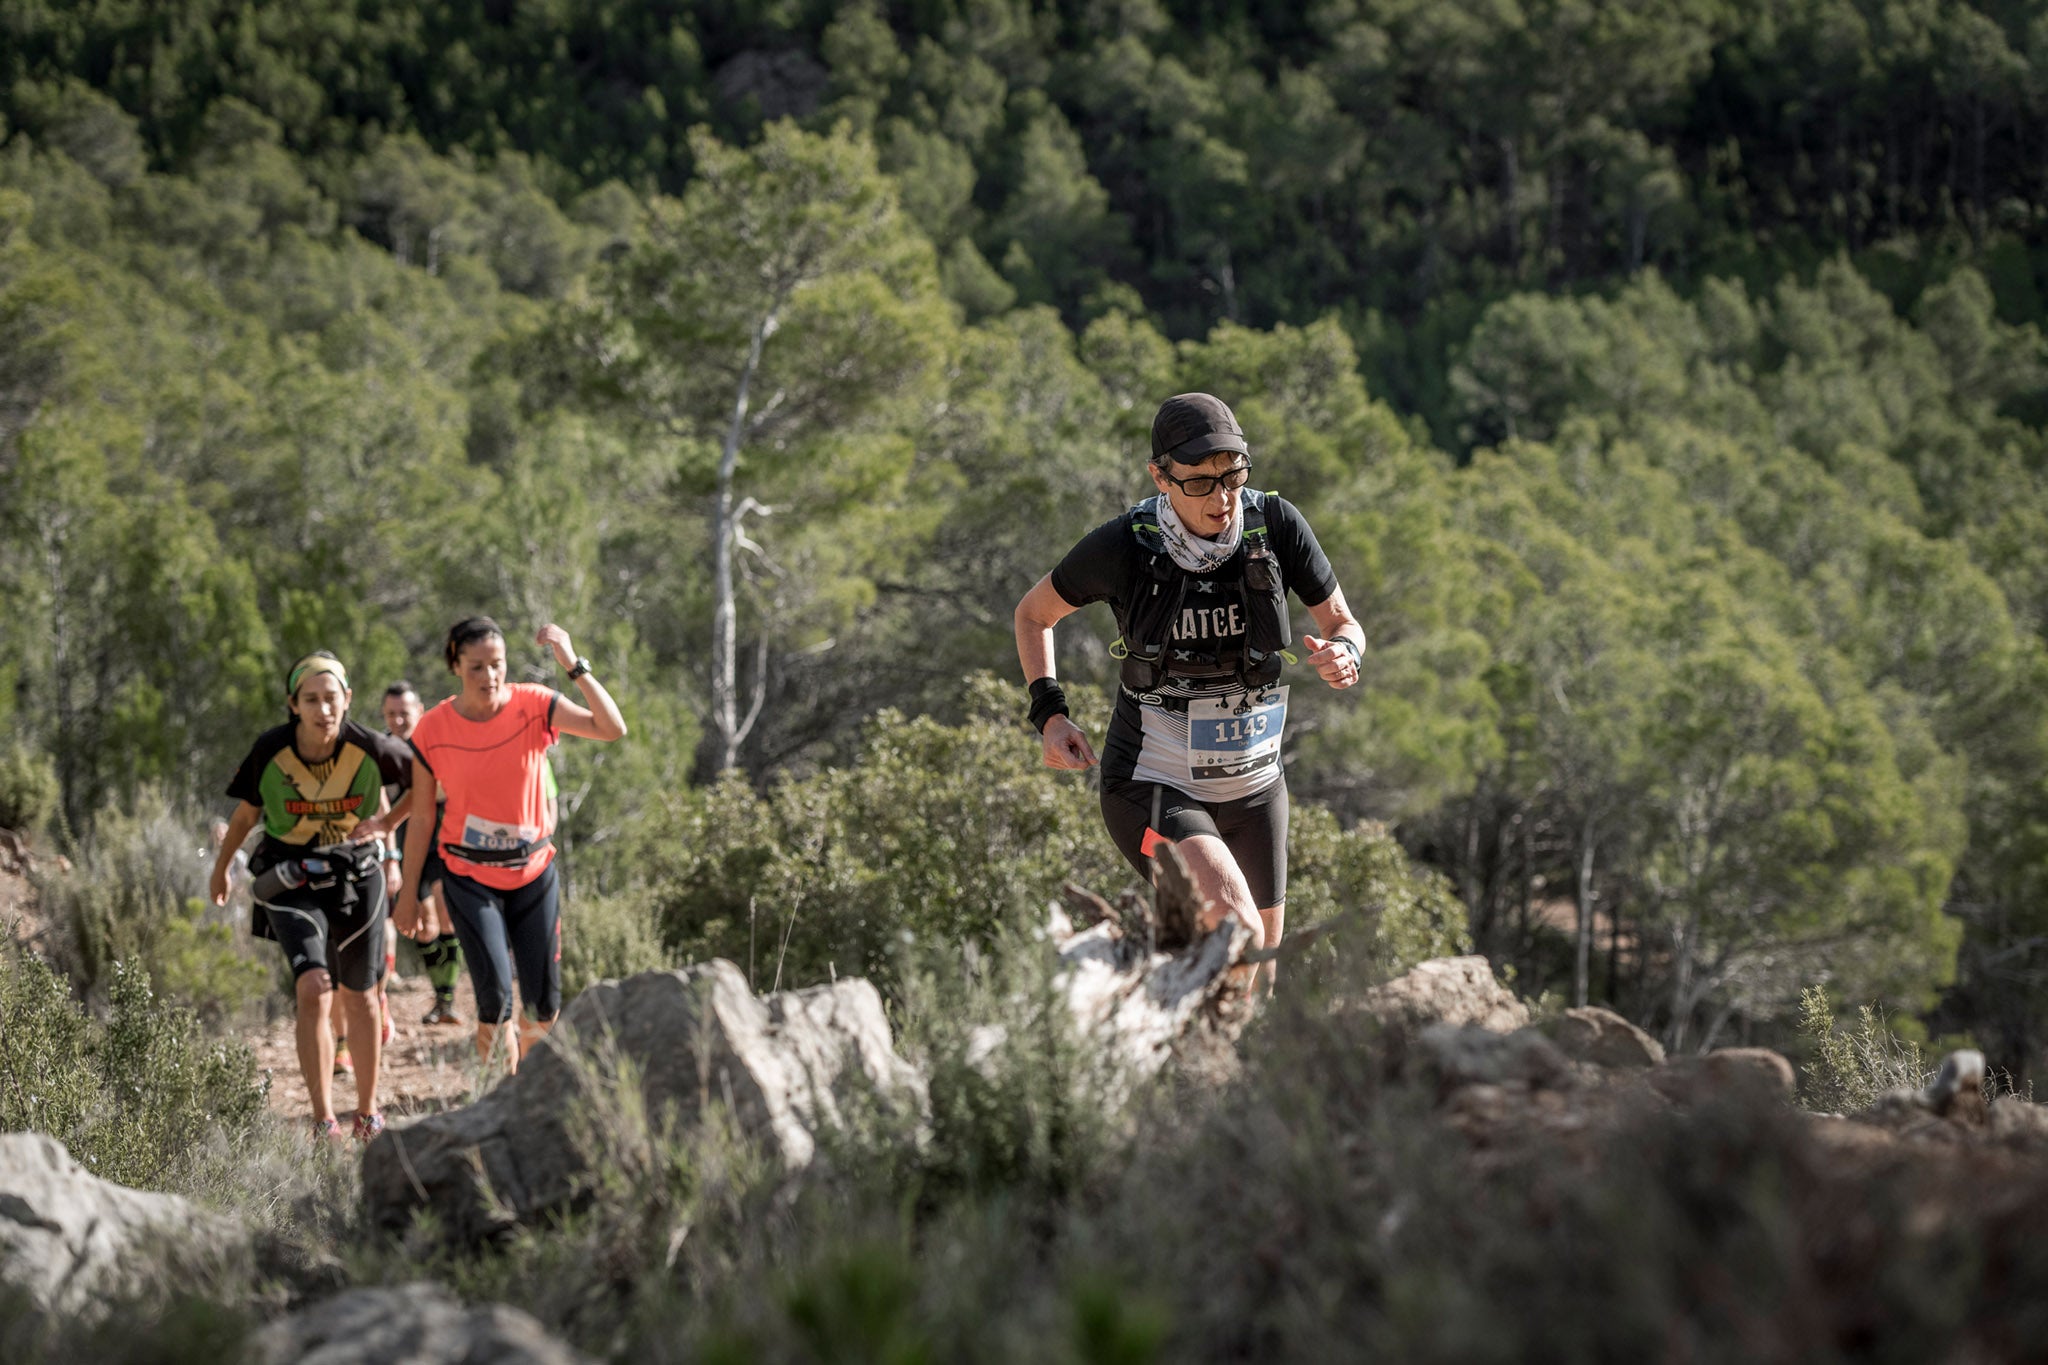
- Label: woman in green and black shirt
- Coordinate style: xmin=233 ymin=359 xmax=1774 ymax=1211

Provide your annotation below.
xmin=208 ymin=652 xmax=412 ymax=1141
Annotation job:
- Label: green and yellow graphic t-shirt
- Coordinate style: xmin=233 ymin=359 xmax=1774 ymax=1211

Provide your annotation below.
xmin=225 ymin=721 xmax=413 ymax=870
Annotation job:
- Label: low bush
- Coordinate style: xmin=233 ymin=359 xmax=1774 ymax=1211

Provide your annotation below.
xmin=0 ymin=948 xmax=265 ymax=1192
xmin=1795 ymin=984 xmax=1930 ymax=1112
xmin=25 ymin=788 xmax=276 ymax=1021
xmin=561 ymin=886 xmax=674 ymax=999
xmin=0 ymin=743 xmax=60 ymax=834
xmin=647 ymin=679 xmax=1129 ymax=992
xmin=151 ymin=898 xmax=276 ymax=1023
xmin=31 ymin=789 xmax=206 ymax=995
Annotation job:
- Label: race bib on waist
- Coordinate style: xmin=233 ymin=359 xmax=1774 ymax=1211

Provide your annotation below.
xmin=1188 ymin=686 xmax=1288 ymax=783
xmin=456 ymin=813 xmax=543 ymax=855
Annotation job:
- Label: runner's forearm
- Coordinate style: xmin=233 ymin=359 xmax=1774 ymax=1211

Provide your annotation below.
xmin=572 ymin=672 xmax=627 ymax=740
xmin=397 ymin=767 xmax=436 ymax=908
xmin=213 ymin=803 xmax=262 ymax=886
xmin=1015 ymin=575 xmax=1074 ymax=683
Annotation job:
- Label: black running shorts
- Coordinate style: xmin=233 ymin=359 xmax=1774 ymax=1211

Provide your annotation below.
xmin=1100 ymin=776 xmax=1290 ymax=908
xmin=260 ymin=877 xmax=390 ymax=993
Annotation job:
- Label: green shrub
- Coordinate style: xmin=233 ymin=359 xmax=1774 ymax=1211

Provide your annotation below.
xmin=152 ymin=897 xmax=274 ymax=1023
xmin=891 ymin=932 xmax=1129 ymax=1206
xmin=561 ymin=887 xmax=674 ymax=999
xmin=649 ymin=677 xmax=1128 ymax=991
xmin=1795 ymin=984 xmax=1929 ymax=1112
xmin=0 ymin=743 xmax=60 ymax=834
xmin=0 ymin=949 xmax=265 ymax=1191
xmin=1284 ymin=803 xmax=1469 ymax=974
xmin=31 ymin=788 xmax=208 ymax=996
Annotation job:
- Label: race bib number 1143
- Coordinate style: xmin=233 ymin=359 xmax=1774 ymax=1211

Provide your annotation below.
xmin=1188 ymin=687 xmax=1288 ymax=782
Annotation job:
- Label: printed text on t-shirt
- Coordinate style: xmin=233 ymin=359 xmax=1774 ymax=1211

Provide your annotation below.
xmin=1175 ymin=602 xmax=1245 ymax=641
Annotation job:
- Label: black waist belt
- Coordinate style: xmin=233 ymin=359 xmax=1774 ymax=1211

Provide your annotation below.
xmin=442 ymin=836 xmax=552 ymax=868
xmin=1120 ymin=685 xmax=1261 ymax=713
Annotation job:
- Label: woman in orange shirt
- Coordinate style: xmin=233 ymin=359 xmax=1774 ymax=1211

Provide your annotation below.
xmin=394 ymin=617 xmax=627 ymax=1070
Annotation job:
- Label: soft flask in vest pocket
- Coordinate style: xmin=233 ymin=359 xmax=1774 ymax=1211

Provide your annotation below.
xmin=1241 ymin=533 xmax=1291 ymax=687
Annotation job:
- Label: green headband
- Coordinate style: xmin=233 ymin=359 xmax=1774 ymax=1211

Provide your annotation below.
xmin=287 ymin=655 xmax=349 ymax=697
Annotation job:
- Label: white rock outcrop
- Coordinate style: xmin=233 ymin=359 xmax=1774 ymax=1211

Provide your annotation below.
xmin=0 ymin=1132 xmax=240 ymax=1318
xmin=248 ymin=1282 xmax=593 ymax=1364
xmin=362 ymin=960 xmax=926 ymax=1241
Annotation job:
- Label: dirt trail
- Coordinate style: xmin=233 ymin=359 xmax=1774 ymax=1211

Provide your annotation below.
xmin=252 ymin=970 xmax=498 ymax=1123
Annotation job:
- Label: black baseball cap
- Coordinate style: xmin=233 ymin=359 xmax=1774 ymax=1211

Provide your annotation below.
xmin=1150 ymin=393 xmax=1248 ymax=465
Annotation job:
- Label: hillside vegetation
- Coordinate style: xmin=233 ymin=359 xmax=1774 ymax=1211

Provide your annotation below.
xmin=4 ymin=0 xmax=2048 ymax=1070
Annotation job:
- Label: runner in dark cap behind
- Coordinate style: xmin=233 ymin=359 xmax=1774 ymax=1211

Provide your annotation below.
xmin=1013 ymin=393 xmax=1367 ymax=985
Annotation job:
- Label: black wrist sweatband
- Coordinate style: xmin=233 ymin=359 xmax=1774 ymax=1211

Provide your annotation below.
xmin=1027 ymin=677 xmax=1070 ymax=733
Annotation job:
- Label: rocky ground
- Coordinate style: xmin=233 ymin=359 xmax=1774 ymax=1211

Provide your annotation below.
xmin=251 ymin=969 xmax=490 ymax=1125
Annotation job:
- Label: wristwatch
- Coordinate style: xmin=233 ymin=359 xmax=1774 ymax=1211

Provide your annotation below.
xmin=566 ymin=656 xmax=592 ymax=680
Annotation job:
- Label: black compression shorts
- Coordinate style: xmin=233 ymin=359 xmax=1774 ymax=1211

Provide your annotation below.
xmin=260 ymin=877 xmax=390 ymax=993
xmin=1100 ymin=776 xmax=1290 ymax=908
xmin=442 ymin=862 xmax=562 ymax=1025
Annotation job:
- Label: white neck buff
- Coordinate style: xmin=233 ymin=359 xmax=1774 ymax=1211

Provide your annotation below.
xmin=1149 ymin=492 xmax=1243 ymax=573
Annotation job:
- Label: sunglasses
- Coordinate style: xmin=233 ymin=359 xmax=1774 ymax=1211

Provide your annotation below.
xmin=1159 ymin=461 xmax=1252 ymax=498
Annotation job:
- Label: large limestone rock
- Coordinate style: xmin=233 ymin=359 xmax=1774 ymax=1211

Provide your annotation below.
xmin=248 ymin=1283 xmax=592 ymax=1365
xmin=1417 ymin=1022 xmax=1576 ymax=1094
xmin=1356 ymin=955 xmax=1532 ymax=1036
xmin=1649 ymin=1047 xmax=1798 ymax=1107
xmin=362 ymin=961 xmax=925 ymax=1242
xmin=1547 ymin=1006 xmax=1666 ymax=1069
xmin=0 ymin=1132 xmax=240 ymax=1318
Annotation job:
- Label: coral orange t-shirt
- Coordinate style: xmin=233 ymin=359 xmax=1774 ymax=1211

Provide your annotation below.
xmin=408 ymin=683 xmax=560 ymax=889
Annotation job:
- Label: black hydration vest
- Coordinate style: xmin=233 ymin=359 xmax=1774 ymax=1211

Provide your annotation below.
xmin=1114 ymin=490 xmax=1292 ymax=694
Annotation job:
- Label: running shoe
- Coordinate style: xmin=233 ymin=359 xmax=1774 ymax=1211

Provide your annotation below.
xmin=422 ymin=1001 xmax=463 ymax=1027
xmin=333 ymin=1039 xmax=353 ymax=1075
xmin=351 ymin=1111 xmax=385 ymax=1141
xmin=312 ymin=1116 xmax=345 ymax=1141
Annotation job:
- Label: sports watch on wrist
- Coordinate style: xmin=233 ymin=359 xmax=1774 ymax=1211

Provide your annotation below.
xmin=566 ymin=656 xmax=592 ymax=680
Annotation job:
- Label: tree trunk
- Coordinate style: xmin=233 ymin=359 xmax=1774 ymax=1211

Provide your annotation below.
xmin=1498 ymin=134 xmax=1521 ymax=274
xmin=1605 ymin=890 xmax=1621 ymax=1004
xmin=43 ymin=518 xmax=81 ymax=827
xmin=1972 ymin=96 xmax=1988 ymax=248
xmin=712 ymin=317 xmax=771 ymax=771
xmin=1574 ymin=820 xmax=1595 ymax=1008
xmin=1666 ymin=909 xmax=1698 ymax=1053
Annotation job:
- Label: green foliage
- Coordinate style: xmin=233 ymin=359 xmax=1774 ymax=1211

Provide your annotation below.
xmin=1284 ymin=804 xmax=1468 ymax=973
xmin=894 ymin=931 xmax=1129 ymax=1207
xmin=151 ymin=898 xmax=274 ymax=1024
xmin=559 ymin=888 xmax=673 ymax=1000
xmin=29 ymin=789 xmax=218 ymax=998
xmin=0 ymin=742 xmax=60 ymax=833
xmin=0 ymin=949 xmax=263 ymax=1191
xmin=1796 ymin=985 xmax=1930 ymax=1114
xmin=2 ymin=0 xmax=2047 ymax=1075
xmin=650 ymin=677 xmax=1126 ymax=990
xmin=18 ymin=784 xmax=272 ymax=1022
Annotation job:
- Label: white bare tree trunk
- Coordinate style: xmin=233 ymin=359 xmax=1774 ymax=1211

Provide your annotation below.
xmin=712 ymin=317 xmax=771 ymax=771
xmin=1574 ymin=819 xmax=1596 ymax=1008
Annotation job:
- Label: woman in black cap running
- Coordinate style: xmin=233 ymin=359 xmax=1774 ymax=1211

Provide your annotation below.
xmin=1013 ymin=393 xmax=1365 ymax=981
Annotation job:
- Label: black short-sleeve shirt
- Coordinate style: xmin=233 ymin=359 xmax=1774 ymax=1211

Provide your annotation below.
xmin=1051 ymin=493 xmax=1337 ymax=623
xmin=226 ymin=720 xmax=413 ymax=868
xmin=1047 ymin=493 xmax=1340 ymax=794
